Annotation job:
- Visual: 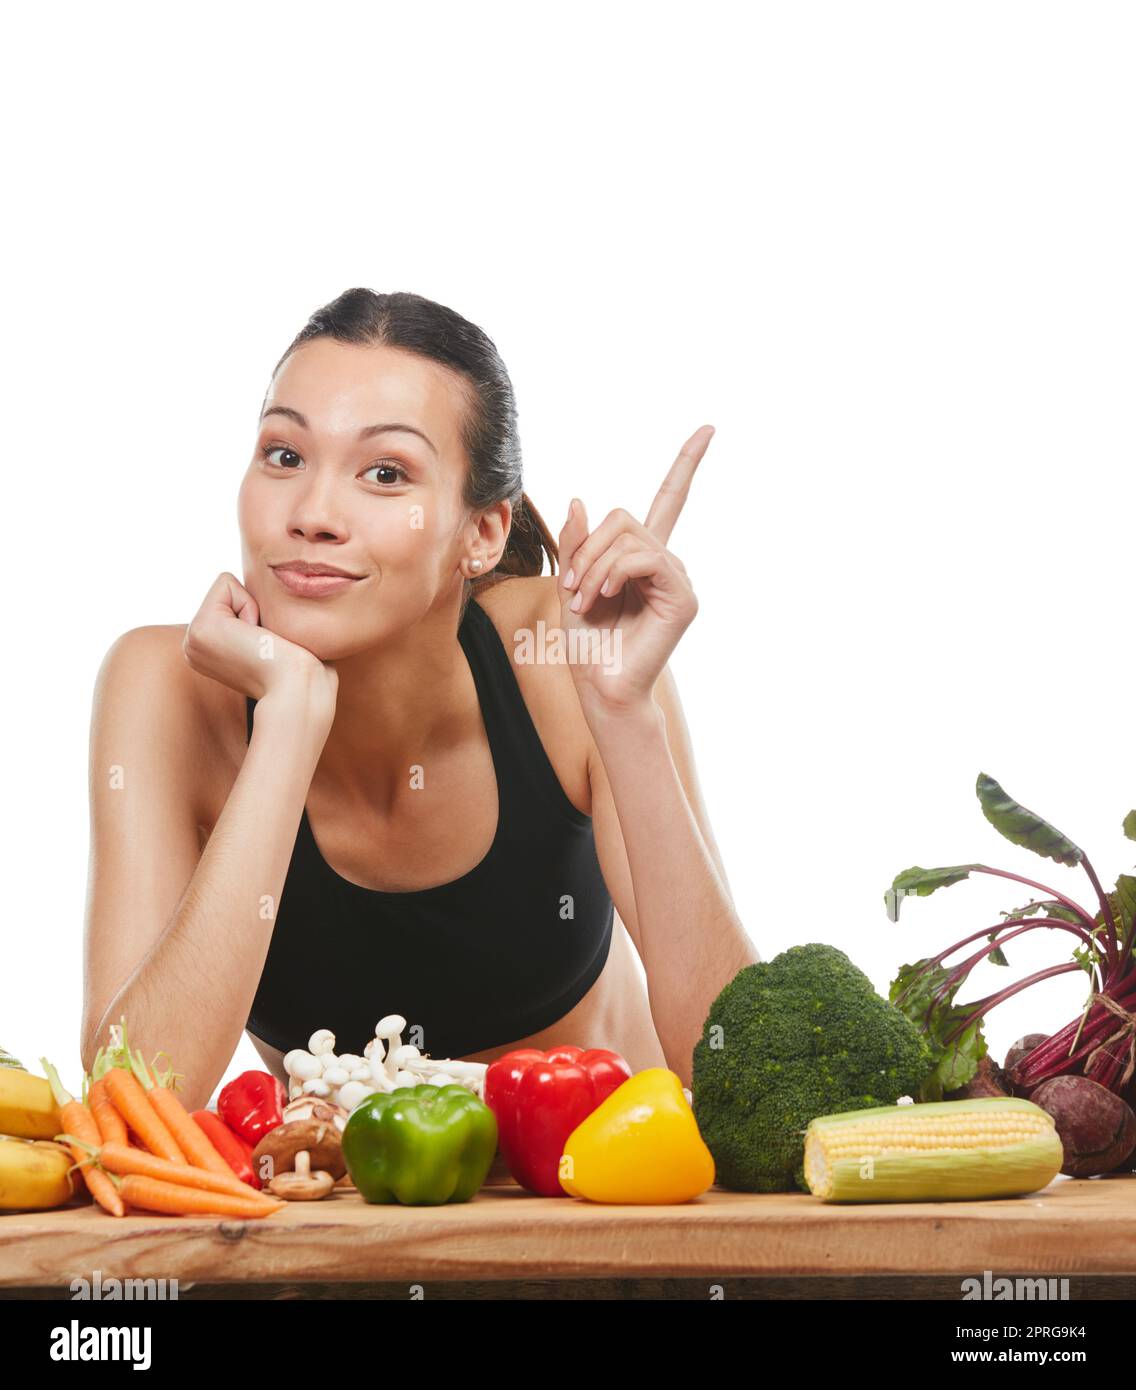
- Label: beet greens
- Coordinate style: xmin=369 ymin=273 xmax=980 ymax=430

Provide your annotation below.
xmin=885 ymin=774 xmax=1136 ymax=1102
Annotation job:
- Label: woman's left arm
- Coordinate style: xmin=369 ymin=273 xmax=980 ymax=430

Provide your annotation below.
xmin=558 ymin=427 xmax=760 ymax=1087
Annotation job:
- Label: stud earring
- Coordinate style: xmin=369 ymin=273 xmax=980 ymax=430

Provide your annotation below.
xmin=470 ymin=559 xmax=483 ymax=572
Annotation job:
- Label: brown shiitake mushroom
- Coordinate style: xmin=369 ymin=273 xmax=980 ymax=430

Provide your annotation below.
xmin=252 ymin=1113 xmax=346 ymax=1200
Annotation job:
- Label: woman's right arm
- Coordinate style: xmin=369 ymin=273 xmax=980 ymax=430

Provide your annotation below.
xmin=81 ymin=577 xmax=337 ymax=1111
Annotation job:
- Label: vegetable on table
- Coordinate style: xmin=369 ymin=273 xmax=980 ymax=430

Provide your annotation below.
xmin=87 ymin=1077 xmax=129 ymax=1147
xmin=51 ymin=1136 xmax=286 ymax=1217
xmin=81 ymin=1142 xmax=282 ymax=1209
xmin=342 ymin=1083 xmax=498 ymax=1205
xmin=191 ymin=1110 xmax=261 ymax=1189
xmin=803 ymin=1097 xmax=1064 ymax=1202
xmin=483 ymin=1045 xmax=632 ymax=1196
xmin=137 ymin=1054 xmax=234 ymax=1179
xmin=886 ymin=778 xmax=1136 ymax=1105
xmin=560 ymin=1068 xmax=715 ymax=1204
xmin=114 ymin=1174 xmax=285 ymax=1219
xmin=692 ymin=943 xmax=934 ymax=1193
xmin=40 ymin=1059 xmax=125 ymax=1218
xmin=283 ymin=1017 xmax=488 ymax=1109
xmin=217 ymin=1070 xmax=287 ymax=1147
xmin=99 ymin=1060 xmax=185 ymax=1164
xmin=944 ymin=1053 xmax=1010 ymax=1100
xmin=91 ymin=1021 xmax=186 ymax=1163
xmin=1027 ymin=1075 xmax=1136 ymax=1177
xmin=252 ymin=1102 xmax=347 ymax=1200
xmin=1004 ymin=1034 xmax=1050 ymax=1081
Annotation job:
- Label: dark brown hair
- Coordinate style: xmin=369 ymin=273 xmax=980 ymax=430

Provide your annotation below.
xmin=269 ymin=289 xmax=559 ymax=614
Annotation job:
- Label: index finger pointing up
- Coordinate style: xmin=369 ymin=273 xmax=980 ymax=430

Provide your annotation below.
xmin=644 ymin=425 xmax=714 ymax=543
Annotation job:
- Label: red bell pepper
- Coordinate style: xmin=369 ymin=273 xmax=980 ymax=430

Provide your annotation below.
xmin=190 ymin=1109 xmax=261 ymax=1190
xmin=216 ymin=1070 xmax=286 ymax=1148
xmin=483 ymin=1045 xmax=632 ymax=1196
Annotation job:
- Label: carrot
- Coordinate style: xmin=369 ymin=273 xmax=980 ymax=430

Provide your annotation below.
xmin=118 ymin=1173 xmax=286 ymax=1219
xmin=96 ymin=1143 xmax=280 ymax=1207
xmin=87 ymin=1077 xmax=129 ymax=1147
xmin=41 ymin=1060 xmax=125 ymax=1218
xmin=138 ymin=1056 xmax=233 ymax=1179
xmin=102 ymin=1064 xmax=186 ymax=1163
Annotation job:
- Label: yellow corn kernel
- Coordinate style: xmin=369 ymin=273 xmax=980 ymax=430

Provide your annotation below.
xmin=804 ymin=1097 xmax=1063 ymax=1202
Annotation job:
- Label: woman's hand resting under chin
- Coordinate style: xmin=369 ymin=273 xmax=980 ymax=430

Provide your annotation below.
xmin=182 ymin=571 xmax=339 ymax=724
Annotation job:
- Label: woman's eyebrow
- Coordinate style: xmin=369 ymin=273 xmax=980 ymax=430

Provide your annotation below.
xmin=260 ymin=405 xmax=437 ymax=457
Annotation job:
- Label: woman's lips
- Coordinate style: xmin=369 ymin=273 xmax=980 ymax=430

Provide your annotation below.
xmin=271 ymin=567 xmax=362 ymax=598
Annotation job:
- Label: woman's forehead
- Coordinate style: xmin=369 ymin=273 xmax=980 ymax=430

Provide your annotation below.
xmin=265 ymin=338 xmax=465 ymax=447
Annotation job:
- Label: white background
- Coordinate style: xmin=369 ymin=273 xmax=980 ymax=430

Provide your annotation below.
xmin=2 ymin=2 xmax=1131 ymax=1101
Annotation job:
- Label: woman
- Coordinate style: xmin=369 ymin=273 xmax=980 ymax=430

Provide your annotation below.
xmin=81 ymin=288 xmax=757 ymax=1112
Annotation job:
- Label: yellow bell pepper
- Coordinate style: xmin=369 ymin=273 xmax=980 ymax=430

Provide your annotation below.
xmin=559 ymin=1068 xmax=715 ymax=1203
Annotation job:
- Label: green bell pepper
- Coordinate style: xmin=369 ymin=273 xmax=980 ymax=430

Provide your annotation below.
xmin=341 ymin=1084 xmax=498 ymax=1205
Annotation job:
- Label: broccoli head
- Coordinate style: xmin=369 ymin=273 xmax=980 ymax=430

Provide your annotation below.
xmin=692 ymin=942 xmax=934 ymax=1193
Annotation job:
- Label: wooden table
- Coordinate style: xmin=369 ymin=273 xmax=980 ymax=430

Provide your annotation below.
xmin=3 ymin=1172 xmax=1134 ymax=1300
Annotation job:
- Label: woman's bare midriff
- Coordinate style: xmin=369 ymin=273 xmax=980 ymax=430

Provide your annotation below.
xmin=246 ymin=912 xmax=665 ymax=1183
xmin=247 ymin=915 xmax=666 ymax=1090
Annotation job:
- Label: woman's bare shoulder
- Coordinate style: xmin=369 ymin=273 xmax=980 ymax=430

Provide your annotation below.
xmin=472 ymin=574 xmax=594 ymax=814
xmin=97 ymin=624 xmax=247 ymax=831
xmin=472 ymin=572 xmax=561 ymax=631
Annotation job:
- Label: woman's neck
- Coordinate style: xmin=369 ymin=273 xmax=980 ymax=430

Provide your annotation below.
xmin=311 ymin=599 xmax=478 ymax=811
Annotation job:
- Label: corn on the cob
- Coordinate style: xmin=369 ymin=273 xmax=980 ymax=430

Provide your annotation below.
xmin=0 ymin=1063 xmax=62 ymax=1140
xmin=0 ymin=1135 xmax=77 ymax=1210
xmin=804 ymin=1097 xmax=1063 ymax=1202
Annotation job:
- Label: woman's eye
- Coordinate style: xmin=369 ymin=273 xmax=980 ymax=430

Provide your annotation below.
xmin=362 ymin=462 xmax=408 ymax=486
xmin=260 ymin=446 xmax=406 ymax=487
xmin=262 ymin=445 xmax=302 ymax=469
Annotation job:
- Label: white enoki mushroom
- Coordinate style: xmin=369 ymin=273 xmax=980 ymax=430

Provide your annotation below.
xmin=335 ymin=1081 xmax=372 ymax=1112
xmin=285 ymin=1051 xmax=323 ymax=1082
xmin=282 ymin=1013 xmax=489 ymax=1111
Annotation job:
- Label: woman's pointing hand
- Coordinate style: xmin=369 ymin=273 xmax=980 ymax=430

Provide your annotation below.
xmin=557 ymin=424 xmax=712 ymax=713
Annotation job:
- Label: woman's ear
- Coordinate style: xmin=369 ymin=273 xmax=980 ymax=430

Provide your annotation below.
xmin=473 ymin=498 xmax=512 ymax=572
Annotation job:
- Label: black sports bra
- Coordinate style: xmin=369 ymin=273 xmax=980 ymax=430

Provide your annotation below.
xmin=244 ymin=594 xmax=615 ymax=1061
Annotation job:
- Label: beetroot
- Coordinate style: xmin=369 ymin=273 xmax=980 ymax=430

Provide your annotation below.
xmin=945 ymin=1053 xmax=1009 ymax=1100
xmin=1117 ymin=1075 xmax=1136 ymax=1170
xmin=886 ymin=779 xmax=1136 ymax=1105
xmin=1004 ymin=1034 xmax=1050 ymax=1091
xmin=1030 ymin=1075 xmax=1136 ymax=1177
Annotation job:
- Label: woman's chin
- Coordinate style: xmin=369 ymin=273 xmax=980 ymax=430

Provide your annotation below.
xmin=259 ymin=608 xmax=347 ymax=662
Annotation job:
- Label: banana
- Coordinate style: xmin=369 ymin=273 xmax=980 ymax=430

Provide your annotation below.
xmin=0 ymin=1064 xmax=62 ymax=1139
xmin=0 ymin=1135 xmax=76 ymax=1210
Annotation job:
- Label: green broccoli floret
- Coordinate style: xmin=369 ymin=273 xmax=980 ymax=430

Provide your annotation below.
xmin=692 ymin=943 xmax=934 ymax=1193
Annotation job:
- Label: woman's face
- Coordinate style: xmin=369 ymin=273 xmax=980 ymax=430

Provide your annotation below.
xmin=238 ymin=338 xmax=483 ymax=660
